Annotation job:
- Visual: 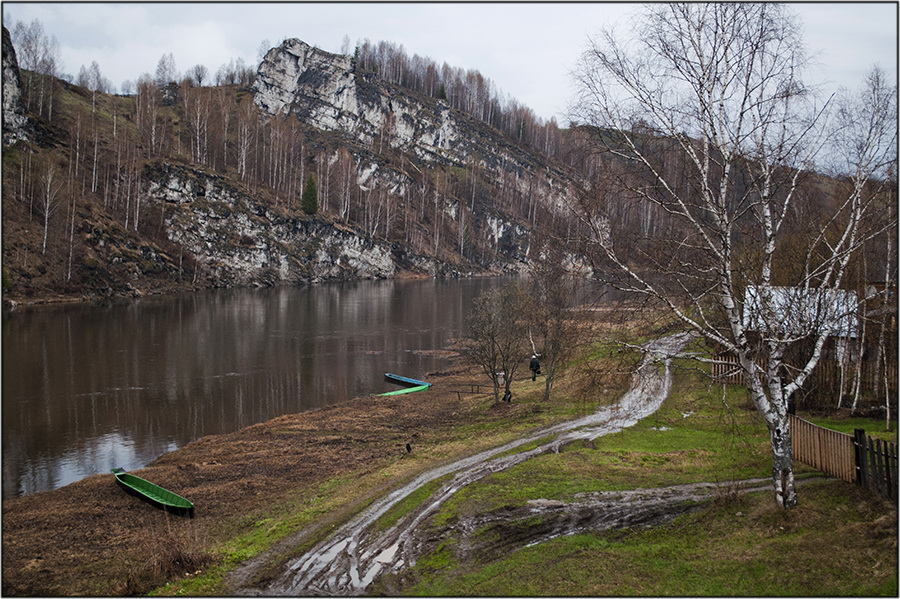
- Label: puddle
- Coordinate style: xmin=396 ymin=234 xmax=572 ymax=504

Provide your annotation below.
xmin=268 ymin=333 xmax=695 ymax=596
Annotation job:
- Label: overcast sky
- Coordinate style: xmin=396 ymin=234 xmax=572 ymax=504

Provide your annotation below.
xmin=3 ymin=2 xmax=897 ymax=123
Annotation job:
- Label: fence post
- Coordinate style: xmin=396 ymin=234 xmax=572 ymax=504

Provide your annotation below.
xmin=853 ymin=428 xmax=867 ymax=488
xmin=890 ymin=443 xmax=898 ymax=503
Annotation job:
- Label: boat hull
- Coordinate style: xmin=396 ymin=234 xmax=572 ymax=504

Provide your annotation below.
xmin=378 ymin=384 xmax=431 ymax=396
xmin=383 ymin=373 xmax=431 ymax=388
xmin=112 ymin=468 xmax=194 ymax=517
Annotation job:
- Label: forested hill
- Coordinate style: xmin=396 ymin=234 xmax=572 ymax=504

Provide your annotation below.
xmin=1 ymin=29 xmax=587 ymax=306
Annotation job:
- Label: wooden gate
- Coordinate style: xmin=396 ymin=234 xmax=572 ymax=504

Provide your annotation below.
xmin=854 ymin=429 xmax=899 ymax=502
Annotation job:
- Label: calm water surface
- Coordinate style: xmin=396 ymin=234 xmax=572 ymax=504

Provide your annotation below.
xmin=2 ymin=278 xmax=505 ymax=499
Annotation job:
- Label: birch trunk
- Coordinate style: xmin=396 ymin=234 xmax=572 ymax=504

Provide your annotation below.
xmin=571 ymin=4 xmax=895 ymax=509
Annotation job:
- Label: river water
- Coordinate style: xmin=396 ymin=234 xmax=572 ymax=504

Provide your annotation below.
xmin=2 ymin=277 xmax=506 ymax=499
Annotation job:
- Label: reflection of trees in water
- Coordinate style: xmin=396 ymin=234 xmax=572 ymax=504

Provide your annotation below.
xmin=2 ymin=278 xmax=506 ymax=498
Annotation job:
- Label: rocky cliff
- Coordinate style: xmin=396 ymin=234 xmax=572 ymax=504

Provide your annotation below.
xmin=2 ymin=26 xmax=30 ymax=146
xmin=252 ymin=39 xmax=579 ymax=235
xmin=144 ymin=162 xmax=471 ymax=287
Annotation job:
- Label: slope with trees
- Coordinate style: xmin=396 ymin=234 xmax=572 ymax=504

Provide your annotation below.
xmin=1 ymin=26 xmax=582 ymax=304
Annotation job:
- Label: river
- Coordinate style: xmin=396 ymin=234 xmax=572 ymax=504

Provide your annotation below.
xmin=2 ymin=277 xmax=507 ymax=499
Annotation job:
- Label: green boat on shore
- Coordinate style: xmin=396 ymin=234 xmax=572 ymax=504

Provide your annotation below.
xmin=378 ymin=384 xmax=431 ymax=396
xmin=378 ymin=373 xmax=432 ymax=396
xmin=111 ymin=467 xmax=194 ymax=517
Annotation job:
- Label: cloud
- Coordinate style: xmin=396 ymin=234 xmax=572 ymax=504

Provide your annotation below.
xmin=3 ymin=2 xmax=895 ymax=122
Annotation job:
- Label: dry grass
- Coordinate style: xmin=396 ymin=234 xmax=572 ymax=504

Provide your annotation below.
xmin=1 ymin=358 xmax=601 ymax=596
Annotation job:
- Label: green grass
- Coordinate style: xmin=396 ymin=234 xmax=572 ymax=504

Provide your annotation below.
xmin=398 ymin=366 xmax=899 ymax=597
xmin=373 ymin=475 xmax=451 ymax=533
xmin=431 ymin=370 xmax=772 ymax=527
xmin=803 ymin=415 xmax=898 ymax=442
xmin=151 ymin=473 xmax=372 ymax=595
xmin=410 ymin=481 xmax=897 ymax=597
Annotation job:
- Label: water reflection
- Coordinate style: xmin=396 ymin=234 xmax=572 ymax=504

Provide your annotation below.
xmin=2 ymin=278 xmax=503 ymax=498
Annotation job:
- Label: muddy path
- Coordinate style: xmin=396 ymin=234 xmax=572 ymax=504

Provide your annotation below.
xmin=242 ymin=332 xmax=695 ymax=596
xmin=408 ymin=474 xmax=824 ymax=576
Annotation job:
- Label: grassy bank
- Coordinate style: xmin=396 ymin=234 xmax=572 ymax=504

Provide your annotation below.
xmin=148 ymin=357 xmax=634 ymax=596
xmin=5 ymin=329 xmax=894 ymax=597
xmin=378 ymin=361 xmax=898 ymax=596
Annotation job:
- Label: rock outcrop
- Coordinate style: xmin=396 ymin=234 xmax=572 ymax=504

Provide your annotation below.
xmin=144 ymin=162 xmax=474 ymax=287
xmin=2 ymin=26 xmax=30 ymax=146
xmin=252 ymin=39 xmax=578 ymax=229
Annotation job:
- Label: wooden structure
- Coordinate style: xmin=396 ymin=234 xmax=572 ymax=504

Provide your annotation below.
xmin=789 ymin=414 xmax=856 ymax=483
xmin=788 ymin=415 xmax=897 ymax=503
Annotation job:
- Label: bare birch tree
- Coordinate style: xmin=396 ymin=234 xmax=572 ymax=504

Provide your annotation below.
xmin=39 ymin=159 xmax=63 ymax=254
xmin=571 ymin=3 xmax=897 ymax=508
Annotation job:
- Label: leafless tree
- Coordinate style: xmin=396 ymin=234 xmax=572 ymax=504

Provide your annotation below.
xmin=135 ymin=74 xmax=162 ymax=156
xmin=570 ymin=3 xmax=897 ymax=509
xmin=155 ymin=52 xmax=178 ymax=87
xmin=527 ymin=236 xmax=583 ymax=401
xmin=12 ymin=18 xmax=60 ymax=120
xmin=183 ymin=84 xmax=211 ymax=164
xmin=39 ymin=158 xmax=63 ymax=254
xmin=467 ymin=284 xmax=532 ymax=402
xmin=187 ymin=64 xmax=209 ymax=87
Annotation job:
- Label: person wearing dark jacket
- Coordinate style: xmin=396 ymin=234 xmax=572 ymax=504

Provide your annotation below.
xmin=530 ymin=354 xmax=541 ymax=381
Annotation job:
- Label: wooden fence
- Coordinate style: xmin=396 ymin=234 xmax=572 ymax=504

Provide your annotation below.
xmin=711 ymin=345 xmax=896 ymax=410
xmin=853 ymin=428 xmax=899 ymax=503
xmin=789 ymin=414 xmax=856 ymax=483
xmin=789 ymin=414 xmax=898 ymax=503
xmin=711 ymin=355 xmax=745 ymax=384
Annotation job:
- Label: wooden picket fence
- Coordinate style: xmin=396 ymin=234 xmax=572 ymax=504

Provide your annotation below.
xmin=789 ymin=414 xmax=898 ymax=503
xmin=789 ymin=415 xmax=857 ymax=482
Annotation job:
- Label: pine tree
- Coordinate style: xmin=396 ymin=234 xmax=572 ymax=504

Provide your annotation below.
xmin=301 ymin=174 xmax=318 ymax=215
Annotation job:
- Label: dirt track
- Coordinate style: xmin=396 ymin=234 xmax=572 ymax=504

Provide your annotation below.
xmin=2 ymin=359 xmax=531 ymax=596
xmin=241 ymin=333 xmax=695 ymax=596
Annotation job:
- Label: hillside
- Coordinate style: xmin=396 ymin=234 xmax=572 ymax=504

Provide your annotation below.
xmin=2 ymin=30 xmax=583 ymax=305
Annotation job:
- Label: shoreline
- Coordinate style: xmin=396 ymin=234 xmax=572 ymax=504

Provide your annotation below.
xmin=1 ymin=359 xmax=569 ymax=596
xmin=1 ymin=269 xmax=516 ymax=311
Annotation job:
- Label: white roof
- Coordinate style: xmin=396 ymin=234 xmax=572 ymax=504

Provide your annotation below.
xmin=742 ymin=286 xmax=859 ymax=338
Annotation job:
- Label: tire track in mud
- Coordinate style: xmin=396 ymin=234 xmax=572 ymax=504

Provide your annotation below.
xmin=263 ymin=332 xmax=695 ymax=596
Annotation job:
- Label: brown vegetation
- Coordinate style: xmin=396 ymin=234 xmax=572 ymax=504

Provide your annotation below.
xmin=0 ymin=362 xmax=566 ymax=596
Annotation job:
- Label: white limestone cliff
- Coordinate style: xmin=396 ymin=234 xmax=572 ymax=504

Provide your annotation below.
xmin=2 ymin=26 xmax=31 ymax=146
xmin=252 ymin=39 xmax=577 ymax=218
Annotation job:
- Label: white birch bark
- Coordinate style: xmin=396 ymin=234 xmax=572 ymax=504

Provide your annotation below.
xmin=571 ymin=3 xmax=896 ymax=509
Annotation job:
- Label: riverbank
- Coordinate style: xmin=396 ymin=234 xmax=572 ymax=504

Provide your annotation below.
xmin=3 ymin=331 xmax=896 ymax=597
xmin=2 ymin=357 xmax=623 ymax=596
xmin=0 ymin=269 xmax=465 ymax=310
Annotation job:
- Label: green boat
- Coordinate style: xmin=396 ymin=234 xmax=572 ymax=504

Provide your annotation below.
xmin=111 ymin=467 xmax=194 ymax=517
xmin=378 ymin=384 xmax=431 ymax=396
xmin=378 ymin=373 xmax=432 ymax=396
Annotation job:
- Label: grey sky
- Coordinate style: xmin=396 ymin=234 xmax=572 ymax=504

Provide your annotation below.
xmin=2 ymin=2 xmax=897 ymax=123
